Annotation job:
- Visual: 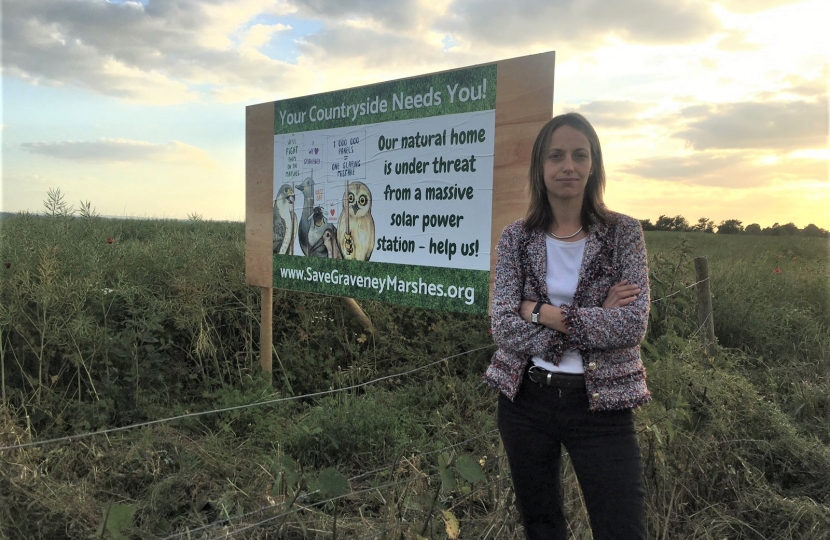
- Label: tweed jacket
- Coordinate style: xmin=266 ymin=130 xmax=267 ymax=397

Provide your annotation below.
xmin=484 ymin=212 xmax=651 ymax=411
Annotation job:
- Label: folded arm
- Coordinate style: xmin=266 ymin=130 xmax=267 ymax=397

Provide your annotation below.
xmin=563 ymin=218 xmax=650 ymax=350
xmin=490 ymin=224 xmax=569 ymax=363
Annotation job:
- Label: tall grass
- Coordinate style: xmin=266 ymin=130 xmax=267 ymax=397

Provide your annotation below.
xmin=0 ymin=217 xmax=828 ymax=539
xmin=645 ymin=232 xmax=830 ymax=443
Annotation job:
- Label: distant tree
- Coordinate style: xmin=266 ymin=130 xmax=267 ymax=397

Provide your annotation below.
xmin=671 ymin=215 xmax=690 ymax=231
xmin=692 ymin=217 xmax=715 ymax=233
xmin=717 ymin=219 xmax=744 ymax=234
xmin=802 ymin=223 xmax=830 ymax=237
xmin=764 ymin=222 xmax=799 ymax=235
xmin=777 ymin=222 xmax=799 ymax=235
xmin=655 ymin=214 xmax=689 ymax=232
xmin=639 ymin=219 xmax=656 ymax=231
xmin=762 ymin=222 xmax=781 ymax=235
xmin=745 ymin=223 xmax=762 ymax=235
xmin=655 ymin=215 xmax=673 ymax=231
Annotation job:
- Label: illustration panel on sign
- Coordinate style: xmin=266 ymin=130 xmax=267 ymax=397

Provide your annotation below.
xmin=272 ymin=64 xmax=496 ymax=314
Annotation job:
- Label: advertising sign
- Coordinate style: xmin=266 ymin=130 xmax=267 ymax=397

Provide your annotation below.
xmin=271 ymin=65 xmax=496 ymax=314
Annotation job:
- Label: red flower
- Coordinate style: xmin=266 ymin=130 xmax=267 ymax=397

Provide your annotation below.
xmin=773 ymin=268 xmax=782 ymax=274
xmin=4 ymin=262 xmax=10 ymax=269
xmin=107 ymin=237 xmax=114 ymax=244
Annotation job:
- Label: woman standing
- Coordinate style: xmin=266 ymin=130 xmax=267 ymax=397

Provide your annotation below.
xmin=484 ymin=112 xmax=651 ymax=539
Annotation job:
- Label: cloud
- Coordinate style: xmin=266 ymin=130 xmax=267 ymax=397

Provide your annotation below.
xmin=243 ymin=23 xmax=291 ymax=48
xmin=291 ymin=0 xmax=424 ymax=31
xmin=439 ymin=0 xmax=721 ymax=49
xmin=621 ymin=151 xmax=826 ymax=187
xmin=0 ymin=0 xmax=733 ymax=105
xmin=3 ymin=0 xmax=820 ymax=108
xmin=716 ymin=29 xmax=761 ymax=51
xmin=674 ymin=97 xmax=828 ymax=150
xmin=21 ymin=138 xmax=216 ymax=167
xmin=777 ymin=72 xmax=827 ymax=99
xmin=296 ymin=24 xmax=443 ymax=70
xmin=570 ymin=100 xmax=653 ymax=129
xmin=714 ymin=0 xmax=803 ymax=14
xmin=1 ymin=0 xmax=306 ymax=104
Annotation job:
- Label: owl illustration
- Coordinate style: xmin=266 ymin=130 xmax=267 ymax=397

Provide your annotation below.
xmin=337 ymin=181 xmax=374 ymax=261
xmin=295 ymin=175 xmax=315 ymax=255
xmin=308 ymin=206 xmax=342 ymax=258
xmin=273 ymin=183 xmax=297 ymax=255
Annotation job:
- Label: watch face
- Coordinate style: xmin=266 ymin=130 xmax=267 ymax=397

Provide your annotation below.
xmin=531 ymin=313 xmax=539 ymax=323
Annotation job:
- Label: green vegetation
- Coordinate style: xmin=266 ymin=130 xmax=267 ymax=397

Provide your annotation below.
xmin=1 ymin=197 xmax=828 ymax=538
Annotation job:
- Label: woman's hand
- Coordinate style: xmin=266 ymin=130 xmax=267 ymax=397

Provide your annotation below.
xmin=603 ymin=279 xmax=641 ymax=309
xmin=519 ymin=300 xmax=568 ymax=333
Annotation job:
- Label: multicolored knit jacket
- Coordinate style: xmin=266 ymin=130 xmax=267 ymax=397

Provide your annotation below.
xmin=483 ymin=212 xmax=652 ymax=411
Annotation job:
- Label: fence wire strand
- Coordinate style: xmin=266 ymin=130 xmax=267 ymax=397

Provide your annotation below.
xmin=650 ymin=277 xmax=708 ymax=304
xmin=202 ymin=454 xmax=511 ymax=540
xmin=161 ymin=430 xmax=503 ymax=540
xmin=3 ymin=271 xmax=711 ymax=454
xmin=0 ymin=344 xmax=495 ymax=452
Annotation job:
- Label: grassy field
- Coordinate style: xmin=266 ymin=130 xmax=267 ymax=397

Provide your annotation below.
xmin=0 ymin=214 xmax=828 ymax=539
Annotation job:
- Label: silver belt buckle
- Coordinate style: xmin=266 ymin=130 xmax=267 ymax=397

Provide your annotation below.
xmin=528 ymin=365 xmax=547 ymax=386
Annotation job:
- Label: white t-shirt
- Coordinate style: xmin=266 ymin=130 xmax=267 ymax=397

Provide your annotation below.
xmin=531 ymin=235 xmax=586 ymax=374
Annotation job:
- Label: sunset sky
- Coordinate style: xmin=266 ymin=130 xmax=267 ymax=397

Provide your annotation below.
xmin=2 ymin=0 xmax=828 ymax=229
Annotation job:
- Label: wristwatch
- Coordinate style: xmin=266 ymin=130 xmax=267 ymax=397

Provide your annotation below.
xmin=531 ymin=302 xmax=544 ymax=324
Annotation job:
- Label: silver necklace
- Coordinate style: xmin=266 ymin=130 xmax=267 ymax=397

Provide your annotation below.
xmin=546 ymin=226 xmax=583 ymax=240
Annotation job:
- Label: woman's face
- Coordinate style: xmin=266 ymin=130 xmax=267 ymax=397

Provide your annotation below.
xmin=543 ymin=125 xmax=592 ymax=204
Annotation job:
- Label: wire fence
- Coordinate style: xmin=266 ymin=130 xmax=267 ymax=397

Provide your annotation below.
xmin=0 ymin=344 xmax=495 ymax=453
xmin=1 ymin=274 xmax=714 ymax=538
xmin=0 ymin=276 xmax=706 ymax=454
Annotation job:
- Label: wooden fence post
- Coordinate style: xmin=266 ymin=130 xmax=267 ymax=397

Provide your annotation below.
xmin=693 ymin=257 xmax=716 ymax=358
xmin=261 ymin=287 xmax=273 ymax=385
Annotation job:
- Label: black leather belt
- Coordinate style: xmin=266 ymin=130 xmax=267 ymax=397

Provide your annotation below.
xmin=527 ymin=365 xmax=586 ymax=389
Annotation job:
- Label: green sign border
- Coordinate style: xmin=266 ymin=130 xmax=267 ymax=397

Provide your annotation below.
xmin=274 ymin=255 xmax=490 ymax=315
xmin=274 ymin=64 xmax=497 ymax=134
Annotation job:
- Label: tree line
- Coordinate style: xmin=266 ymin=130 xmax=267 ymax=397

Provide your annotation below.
xmin=639 ymin=215 xmax=830 ymax=237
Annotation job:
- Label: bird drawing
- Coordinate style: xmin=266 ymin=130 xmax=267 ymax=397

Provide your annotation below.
xmin=320 ymin=228 xmax=342 ymax=259
xmin=273 ymin=183 xmax=297 ymax=254
xmin=337 ymin=181 xmax=375 ymax=261
xmin=295 ymin=174 xmax=315 ymax=255
xmin=307 ymin=205 xmax=341 ymax=258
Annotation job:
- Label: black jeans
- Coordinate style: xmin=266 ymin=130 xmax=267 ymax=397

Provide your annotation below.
xmin=498 ymin=372 xmax=647 ymax=540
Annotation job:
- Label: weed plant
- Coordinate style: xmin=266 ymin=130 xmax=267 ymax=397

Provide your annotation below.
xmin=0 ymin=211 xmax=828 ymax=539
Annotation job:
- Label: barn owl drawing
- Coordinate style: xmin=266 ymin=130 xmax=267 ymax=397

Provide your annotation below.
xmin=308 ymin=206 xmax=342 ymax=258
xmin=273 ymin=183 xmax=297 ymax=254
xmin=295 ymin=175 xmax=315 ymax=256
xmin=337 ymin=181 xmax=374 ymax=261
